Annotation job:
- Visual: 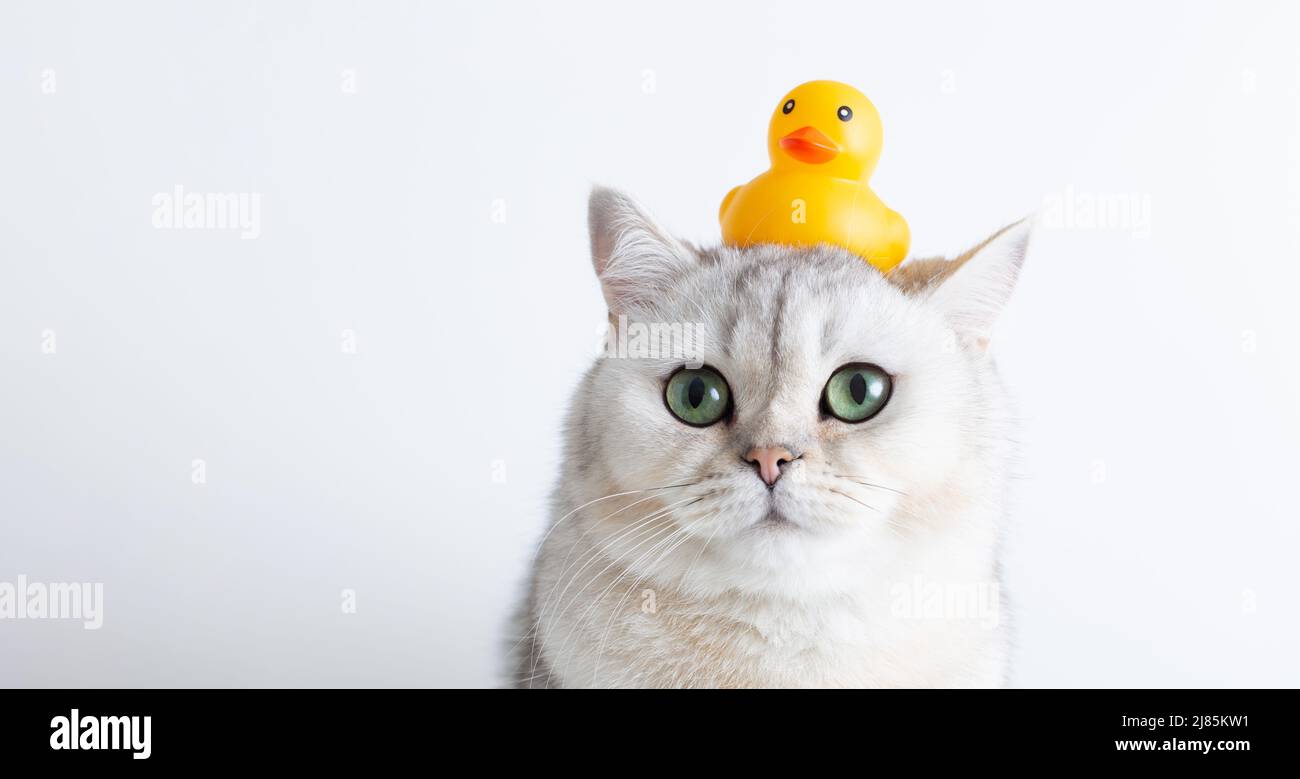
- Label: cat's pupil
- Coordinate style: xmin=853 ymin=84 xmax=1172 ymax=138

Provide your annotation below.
xmin=850 ymin=373 xmax=868 ymax=405
xmin=687 ymin=376 xmax=706 ymax=408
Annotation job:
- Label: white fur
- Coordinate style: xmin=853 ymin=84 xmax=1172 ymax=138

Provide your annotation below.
xmin=512 ymin=188 xmax=1029 ymax=688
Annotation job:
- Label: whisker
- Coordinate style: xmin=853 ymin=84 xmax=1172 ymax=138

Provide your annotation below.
xmin=535 ymin=497 xmax=693 ymax=634
xmin=526 ymin=518 xmax=674 ymax=687
xmin=550 ymin=509 xmax=691 ymax=630
xmin=533 ymin=482 xmax=700 ymax=561
xmin=832 ymin=475 xmax=909 ymax=496
xmin=551 ymin=523 xmax=684 ymax=681
xmin=590 ymin=524 xmax=700 ymax=684
xmin=538 ymin=491 xmax=709 ymax=623
xmin=679 ymin=517 xmax=723 ymax=588
xmin=522 ymin=491 xmax=710 ymax=677
xmin=829 ymin=488 xmax=880 ymax=513
xmin=570 ymin=524 xmax=684 ymax=634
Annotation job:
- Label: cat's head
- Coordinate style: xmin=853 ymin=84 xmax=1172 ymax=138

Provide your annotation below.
xmin=569 ymin=187 xmax=1029 ymax=594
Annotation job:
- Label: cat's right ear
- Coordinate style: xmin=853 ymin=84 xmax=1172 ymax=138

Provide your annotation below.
xmin=588 ymin=186 xmax=694 ymax=316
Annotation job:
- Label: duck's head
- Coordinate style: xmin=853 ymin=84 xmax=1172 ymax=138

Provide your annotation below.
xmin=766 ymin=80 xmax=884 ymax=181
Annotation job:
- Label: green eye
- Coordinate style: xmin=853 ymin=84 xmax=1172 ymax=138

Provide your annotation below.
xmin=822 ymin=363 xmax=892 ymax=423
xmin=665 ymin=367 xmax=731 ymax=427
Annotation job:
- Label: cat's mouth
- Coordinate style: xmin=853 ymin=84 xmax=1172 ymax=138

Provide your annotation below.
xmin=753 ymin=509 xmax=797 ymax=531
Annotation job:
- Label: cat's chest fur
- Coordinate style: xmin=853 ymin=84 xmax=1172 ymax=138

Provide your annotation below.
xmin=526 ymin=520 xmax=1008 ymax=689
xmin=618 ymin=601 xmax=992 ymax=688
xmin=541 ymin=595 xmax=1007 ymax=689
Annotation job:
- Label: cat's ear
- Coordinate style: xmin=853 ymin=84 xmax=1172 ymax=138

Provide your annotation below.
xmin=588 ymin=186 xmax=695 ymax=315
xmin=927 ymin=218 xmax=1032 ymax=349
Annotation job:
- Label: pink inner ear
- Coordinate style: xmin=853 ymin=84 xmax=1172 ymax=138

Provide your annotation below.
xmin=589 ymin=210 xmax=693 ymax=316
xmin=925 ymin=219 xmax=1032 ymax=342
xmin=590 ymin=225 xmax=616 ymax=279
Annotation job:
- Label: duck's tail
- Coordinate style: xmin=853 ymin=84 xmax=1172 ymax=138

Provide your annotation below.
xmin=718 ymin=186 xmax=740 ymax=223
xmin=870 ymin=208 xmax=911 ymax=272
xmin=887 ymin=209 xmax=911 ymax=259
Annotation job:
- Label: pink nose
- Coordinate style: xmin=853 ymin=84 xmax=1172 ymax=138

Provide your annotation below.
xmin=745 ymin=446 xmax=795 ymax=487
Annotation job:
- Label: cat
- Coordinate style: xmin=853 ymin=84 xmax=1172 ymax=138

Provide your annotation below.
xmin=511 ymin=187 xmax=1030 ymax=688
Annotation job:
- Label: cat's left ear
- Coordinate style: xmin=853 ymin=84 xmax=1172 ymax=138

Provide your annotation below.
xmin=928 ymin=218 xmax=1032 ymax=349
xmin=588 ymin=186 xmax=696 ymax=316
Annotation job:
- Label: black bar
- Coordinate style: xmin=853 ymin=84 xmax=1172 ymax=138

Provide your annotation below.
xmin=0 ymin=689 xmax=1288 ymax=766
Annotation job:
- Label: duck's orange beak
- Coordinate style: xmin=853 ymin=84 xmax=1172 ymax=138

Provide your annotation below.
xmin=779 ymin=126 xmax=839 ymax=164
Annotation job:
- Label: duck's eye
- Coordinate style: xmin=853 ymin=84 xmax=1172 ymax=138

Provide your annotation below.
xmin=837 ymin=105 xmax=853 ymax=122
xmin=782 ymin=99 xmax=795 ymax=115
xmin=822 ymin=363 xmax=891 ymax=423
xmin=665 ymin=367 xmax=731 ymax=427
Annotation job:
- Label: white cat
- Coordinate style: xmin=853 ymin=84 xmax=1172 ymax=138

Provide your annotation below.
xmin=512 ymin=187 xmax=1030 ymax=688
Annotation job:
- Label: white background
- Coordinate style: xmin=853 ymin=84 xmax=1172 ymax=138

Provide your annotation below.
xmin=1 ymin=0 xmax=1297 ymax=687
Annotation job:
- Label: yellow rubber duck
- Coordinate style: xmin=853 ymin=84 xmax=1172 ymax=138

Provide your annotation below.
xmin=719 ymin=80 xmax=910 ymax=272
